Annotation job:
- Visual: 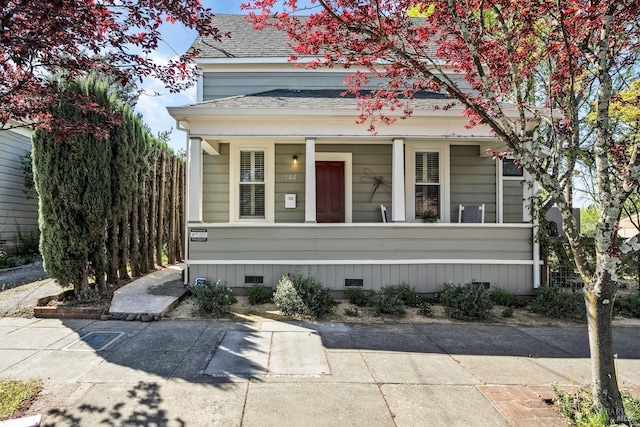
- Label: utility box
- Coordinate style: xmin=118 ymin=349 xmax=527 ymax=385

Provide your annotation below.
xmin=285 ymin=194 xmax=296 ymax=209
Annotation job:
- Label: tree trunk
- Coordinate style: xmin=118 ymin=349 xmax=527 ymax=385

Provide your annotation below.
xmin=107 ymin=219 xmax=119 ymax=284
xmin=139 ymin=169 xmax=149 ymax=275
xmin=156 ymin=150 xmax=166 ymax=267
xmin=118 ymin=215 xmax=130 ymax=280
xmin=148 ymin=151 xmax=158 ymax=270
xmin=168 ymin=155 xmax=178 ymax=265
xmin=586 ymin=270 xmax=626 ymax=423
xmin=130 ymin=187 xmax=140 ymax=277
xmin=177 ymin=161 xmax=185 ymax=261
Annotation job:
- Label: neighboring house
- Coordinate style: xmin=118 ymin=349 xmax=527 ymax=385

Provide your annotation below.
xmin=168 ymin=15 xmax=540 ymax=295
xmin=0 ymin=127 xmax=38 ymax=253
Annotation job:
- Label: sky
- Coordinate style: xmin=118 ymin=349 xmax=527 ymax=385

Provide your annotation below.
xmin=136 ymin=0 xmax=313 ymax=153
xmin=135 ymin=1 xmax=248 ymax=153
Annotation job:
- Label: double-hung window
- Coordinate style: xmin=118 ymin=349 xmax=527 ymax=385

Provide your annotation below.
xmin=415 ymin=151 xmax=441 ymax=220
xmin=239 ymin=150 xmax=265 ymax=218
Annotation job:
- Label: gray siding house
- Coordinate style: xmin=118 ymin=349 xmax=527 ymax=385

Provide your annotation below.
xmin=168 ymin=15 xmax=539 ymax=295
xmin=0 ymin=127 xmax=38 ymax=253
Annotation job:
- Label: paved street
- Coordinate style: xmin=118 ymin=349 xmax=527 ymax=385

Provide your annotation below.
xmin=1 ymin=317 xmax=640 ymax=426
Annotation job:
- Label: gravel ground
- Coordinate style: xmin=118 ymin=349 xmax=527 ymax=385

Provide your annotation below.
xmin=0 ymin=262 xmax=61 ymax=317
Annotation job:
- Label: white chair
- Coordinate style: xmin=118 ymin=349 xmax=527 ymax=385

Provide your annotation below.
xmin=458 ymin=204 xmax=485 ymax=223
xmin=380 ymin=205 xmax=392 ymax=223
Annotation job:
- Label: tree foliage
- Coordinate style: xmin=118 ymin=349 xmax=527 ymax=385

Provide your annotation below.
xmin=0 ymin=0 xmax=223 ymax=139
xmin=244 ymin=0 xmax=639 ymax=420
xmin=32 ymin=75 xmax=184 ymax=293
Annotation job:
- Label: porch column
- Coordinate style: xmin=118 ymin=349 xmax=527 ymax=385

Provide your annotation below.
xmin=392 ymin=138 xmax=406 ymax=222
xmin=305 ymin=138 xmax=317 ymax=223
xmin=187 ymin=136 xmax=203 ymax=222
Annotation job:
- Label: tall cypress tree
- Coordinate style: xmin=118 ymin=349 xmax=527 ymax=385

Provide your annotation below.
xmin=32 ymin=76 xmax=113 ymax=293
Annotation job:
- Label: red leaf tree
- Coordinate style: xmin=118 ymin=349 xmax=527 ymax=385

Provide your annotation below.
xmin=244 ymin=0 xmax=640 ymax=421
xmin=0 ymin=0 xmax=223 ymax=139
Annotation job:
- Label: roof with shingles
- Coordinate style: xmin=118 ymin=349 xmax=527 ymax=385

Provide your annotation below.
xmin=175 ymin=89 xmax=458 ymax=111
xmin=192 ymin=14 xmax=299 ymax=58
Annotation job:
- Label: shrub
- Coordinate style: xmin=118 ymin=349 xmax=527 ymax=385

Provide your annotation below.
xmin=247 ymin=284 xmax=272 ymax=305
xmin=531 ymin=287 xmax=585 ymax=320
xmin=489 ymin=288 xmax=527 ymax=308
xmin=441 ymin=283 xmax=493 ymax=320
xmin=343 ymin=306 xmax=359 ymax=316
xmin=615 ymin=292 xmax=640 ymax=318
xmin=371 ymin=287 xmax=406 ymax=316
xmin=417 ymin=301 xmax=434 ymax=317
xmin=501 ymin=306 xmax=514 ymax=318
xmin=273 ymin=273 xmax=336 ymax=319
xmin=392 ymin=282 xmax=423 ymax=307
xmin=190 ymin=279 xmax=237 ymax=316
xmin=346 ymin=288 xmax=371 ymax=307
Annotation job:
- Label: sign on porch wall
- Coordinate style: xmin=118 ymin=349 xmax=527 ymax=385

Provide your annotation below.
xmin=190 ymin=229 xmax=208 ymax=242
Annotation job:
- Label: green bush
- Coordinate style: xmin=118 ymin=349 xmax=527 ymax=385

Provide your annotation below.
xmin=417 ymin=301 xmax=434 ymax=317
xmin=501 ymin=306 xmax=515 ymax=318
xmin=343 ymin=306 xmax=359 ymax=316
xmin=371 ymin=286 xmax=407 ymax=315
xmin=247 ymin=284 xmax=272 ymax=305
xmin=190 ymin=279 xmax=237 ymax=316
xmin=531 ymin=287 xmax=585 ymax=320
xmin=346 ymin=288 xmax=371 ymax=307
xmin=489 ymin=288 xmax=527 ymax=308
xmin=392 ymin=282 xmax=423 ymax=307
xmin=615 ymin=292 xmax=640 ymax=318
xmin=273 ymin=273 xmax=336 ymax=319
xmin=441 ymin=283 xmax=493 ymax=320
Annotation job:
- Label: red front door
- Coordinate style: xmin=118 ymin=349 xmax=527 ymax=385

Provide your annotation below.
xmin=316 ymin=161 xmax=345 ymax=223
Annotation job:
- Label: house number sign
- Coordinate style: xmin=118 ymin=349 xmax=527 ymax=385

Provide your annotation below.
xmin=286 ymin=174 xmax=297 ymax=181
xmin=190 ymin=229 xmax=208 ymax=242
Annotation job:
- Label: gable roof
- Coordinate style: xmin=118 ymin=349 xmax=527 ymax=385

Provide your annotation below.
xmin=193 ymin=14 xmax=298 ymax=58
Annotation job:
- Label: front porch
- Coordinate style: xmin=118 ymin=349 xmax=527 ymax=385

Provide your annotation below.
xmin=186 ymin=222 xmax=536 ymax=294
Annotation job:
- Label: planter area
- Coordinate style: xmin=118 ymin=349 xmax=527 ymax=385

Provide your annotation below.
xmin=34 ymin=290 xmax=105 ymax=320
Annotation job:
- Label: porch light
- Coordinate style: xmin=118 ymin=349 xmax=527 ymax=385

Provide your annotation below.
xmin=292 ymin=155 xmax=298 ymax=165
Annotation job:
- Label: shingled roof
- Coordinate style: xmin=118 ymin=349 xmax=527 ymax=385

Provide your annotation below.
xmin=174 ymin=89 xmax=458 ymax=112
xmin=192 ymin=14 xmax=299 ymax=58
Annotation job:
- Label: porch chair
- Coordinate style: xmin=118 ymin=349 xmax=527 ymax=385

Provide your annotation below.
xmin=458 ymin=204 xmax=485 ymax=223
xmin=380 ymin=205 xmax=392 ymax=223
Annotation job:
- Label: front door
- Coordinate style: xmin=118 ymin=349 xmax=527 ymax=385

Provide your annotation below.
xmin=316 ymin=161 xmax=345 ymax=223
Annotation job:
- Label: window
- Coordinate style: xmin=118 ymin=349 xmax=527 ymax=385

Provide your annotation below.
xmin=502 ymin=158 xmax=524 ymax=177
xmin=239 ymin=150 xmax=265 ymax=218
xmin=415 ymin=151 xmax=440 ymax=219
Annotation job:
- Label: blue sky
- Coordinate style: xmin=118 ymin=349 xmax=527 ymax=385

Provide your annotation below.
xmin=136 ymin=0 xmax=313 ymax=152
xmin=135 ymin=1 xmax=249 ymax=152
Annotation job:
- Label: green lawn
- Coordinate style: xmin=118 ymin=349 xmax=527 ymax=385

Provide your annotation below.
xmin=0 ymin=378 xmax=42 ymax=420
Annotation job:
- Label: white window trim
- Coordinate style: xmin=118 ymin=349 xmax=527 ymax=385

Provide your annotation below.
xmin=230 ymin=142 xmax=275 ymax=223
xmin=315 ymin=152 xmax=353 ymax=223
xmin=405 ymin=142 xmax=450 ymax=222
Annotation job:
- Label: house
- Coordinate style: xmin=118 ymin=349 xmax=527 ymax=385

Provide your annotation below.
xmin=168 ymin=15 xmax=540 ymax=295
xmin=0 ymin=126 xmax=38 ymax=253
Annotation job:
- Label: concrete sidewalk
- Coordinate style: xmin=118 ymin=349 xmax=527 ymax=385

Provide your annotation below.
xmin=1 ymin=318 xmax=640 ymax=426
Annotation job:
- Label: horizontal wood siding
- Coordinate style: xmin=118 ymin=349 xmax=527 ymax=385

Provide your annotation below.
xmin=189 ymin=224 xmax=532 ymax=262
xmin=317 ymin=144 xmax=392 ymax=222
xmin=202 ymin=143 xmax=230 ymax=222
xmin=450 ymin=145 xmax=496 ymax=223
xmin=503 ymin=179 xmax=525 ymax=223
xmin=0 ymin=130 xmax=39 ymax=249
xmin=203 ymin=71 xmax=371 ymax=100
xmin=275 ymin=144 xmax=305 ymax=223
xmin=188 ymin=263 xmax=533 ymax=295
xmin=202 ymin=72 xmax=473 ymax=101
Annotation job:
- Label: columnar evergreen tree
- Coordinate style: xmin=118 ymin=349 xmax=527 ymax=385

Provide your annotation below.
xmin=32 ymin=76 xmax=113 ymax=293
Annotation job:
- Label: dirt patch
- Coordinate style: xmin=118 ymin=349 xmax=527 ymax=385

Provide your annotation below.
xmin=165 ymin=294 xmax=638 ymax=327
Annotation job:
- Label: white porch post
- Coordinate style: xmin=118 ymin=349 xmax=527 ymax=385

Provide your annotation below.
xmin=187 ymin=136 xmax=203 ymax=223
xmin=392 ymin=138 xmax=406 ymax=222
xmin=305 ymin=138 xmax=317 ymax=223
